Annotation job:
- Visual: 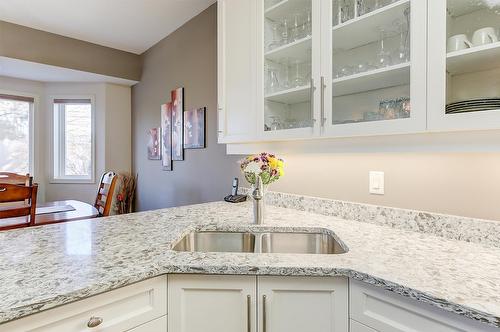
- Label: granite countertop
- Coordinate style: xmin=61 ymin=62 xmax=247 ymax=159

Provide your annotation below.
xmin=1 ymin=201 xmax=500 ymax=329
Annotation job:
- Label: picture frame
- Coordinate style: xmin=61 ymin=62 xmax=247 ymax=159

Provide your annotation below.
xmin=171 ymin=87 xmax=184 ymax=161
xmin=160 ymin=102 xmax=173 ymax=171
xmin=147 ymin=127 xmax=161 ymax=160
xmin=184 ymin=107 xmax=206 ymax=149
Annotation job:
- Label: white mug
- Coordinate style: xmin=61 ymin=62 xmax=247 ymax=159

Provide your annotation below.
xmin=472 ymin=27 xmax=498 ymax=46
xmin=447 ymin=34 xmax=473 ymax=52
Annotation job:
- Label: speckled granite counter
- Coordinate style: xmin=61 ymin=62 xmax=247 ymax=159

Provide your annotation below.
xmin=1 ymin=200 xmax=500 ymax=329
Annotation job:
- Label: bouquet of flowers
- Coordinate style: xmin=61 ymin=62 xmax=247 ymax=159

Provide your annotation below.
xmin=239 ymin=152 xmax=284 ymax=185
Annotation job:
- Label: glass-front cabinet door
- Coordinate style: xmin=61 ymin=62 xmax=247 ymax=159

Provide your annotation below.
xmin=428 ymin=0 xmax=500 ymax=130
xmin=322 ymin=0 xmax=427 ymax=137
xmin=258 ymin=0 xmax=321 ymax=140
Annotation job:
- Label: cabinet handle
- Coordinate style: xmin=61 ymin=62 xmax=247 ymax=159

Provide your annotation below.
xmin=320 ymin=76 xmax=327 ymax=129
xmin=247 ymin=295 xmax=251 ymax=332
xmin=262 ymin=295 xmax=267 ymax=332
xmin=310 ymin=78 xmax=316 ymax=125
xmin=86 ymin=316 xmax=103 ymax=328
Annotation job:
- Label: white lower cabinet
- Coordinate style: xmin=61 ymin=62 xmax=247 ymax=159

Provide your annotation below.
xmin=0 ymin=276 xmax=167 ymax=332
xmin=167 ymin=274 xmax=348 ymax=332
xmin=350 ymin=279 xmax=498 ymax=332
xmin=168 ymin=274 xmax=256 ymax=332
xmin=2 ymin=274 xmax=497 ymax=332
xmin=127 ymin=316 xmax=167 ymax=332
xmin=258 ymin=276 xmax=348 ymax=332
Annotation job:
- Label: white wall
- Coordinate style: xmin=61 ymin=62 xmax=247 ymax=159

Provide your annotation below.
xmin=0 ymin=76 xmax=131 ymax=204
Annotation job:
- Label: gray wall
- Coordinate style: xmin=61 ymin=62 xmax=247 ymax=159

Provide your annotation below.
xmin=132 ymin=5 xmax=240 ymax=212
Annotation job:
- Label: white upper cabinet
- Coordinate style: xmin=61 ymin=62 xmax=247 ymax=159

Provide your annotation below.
xmin=217 ymin=0 xmax=259 ymax=143
xmin=217 ymin=0 xmax=500 ymax=144
xmin=259 ymin=0 xmax=322 ymax=140
xmin=323 ymin=0 xmax=427 ymax=137
xmin=428 ymin=0 xmax=500 ymax=131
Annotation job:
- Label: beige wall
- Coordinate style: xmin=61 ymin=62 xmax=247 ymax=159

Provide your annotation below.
xmin=105 ymin=84 xmax=132 ymax=174
xmin=0 ymin=21 xmax=141 ymax=81
xmin=0 ymin=77 xmax=131 ymax=204
xmin=132 ymin=5 xmax=241 ymax=211
xmin=269 ymin=153 xmax=500 ymax=221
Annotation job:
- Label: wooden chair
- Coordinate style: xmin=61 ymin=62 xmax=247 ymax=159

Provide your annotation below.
xmin=94 ymin=171 xmax=117 ymax=217
xmin=0 ymin=172 xmax=32 ymax=186
xmin=0 ymin=183 xmax=38 ymax=231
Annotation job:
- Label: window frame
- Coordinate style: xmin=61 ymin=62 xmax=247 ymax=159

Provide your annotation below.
xmin=0 ymin=89 xmax=36 ymax=177
xmin=50 ymin=95 xmax=96 ymax=184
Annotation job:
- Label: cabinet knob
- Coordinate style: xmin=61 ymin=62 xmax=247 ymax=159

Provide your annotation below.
xmin=87 ymin=316 xmax=103 ymax=328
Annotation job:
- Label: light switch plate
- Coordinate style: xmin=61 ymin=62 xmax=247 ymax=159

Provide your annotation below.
xmin=369 ymin=171 xmax=385 ymax=195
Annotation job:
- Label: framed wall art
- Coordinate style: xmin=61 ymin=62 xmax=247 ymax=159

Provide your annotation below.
xmin=147 ymin=127 xmax=161 ymax=160
xmin=171 ymin=87 xmax=184 ymax=161
xmin=160 ymin=102 xmax=172 ymax=171
xmin=184 ymin=107 xmax=206 ymax=149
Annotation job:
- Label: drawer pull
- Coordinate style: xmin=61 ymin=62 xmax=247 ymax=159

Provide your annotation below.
xmin=87 ymin=316 xmax=103 ymax=328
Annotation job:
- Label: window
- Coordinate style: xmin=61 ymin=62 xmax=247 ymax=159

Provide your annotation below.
xmin=53 ymin=98 xmax=94 ymax=182
xmin=0 ymin=93 xmax=34 ymax=174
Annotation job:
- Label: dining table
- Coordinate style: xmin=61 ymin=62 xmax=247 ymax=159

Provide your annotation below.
xmin=0 ymin=200 xmax=99 ymax=229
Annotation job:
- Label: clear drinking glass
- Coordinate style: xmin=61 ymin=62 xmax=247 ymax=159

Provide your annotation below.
xmin=341 ymin=0 xmax=354 ymax=23
xmin=269 ymin=116 xmax=282 ymax=131
xmin=267 ymin=21 xmax=282 ymax=51
xmin=280 ymin=58 xmax=291 ymax=90
xmin=292 ymin=60 xmax=305 ymax=87
xmin=267 ymin=68 xmax=280 ymax=93
xmin=280 ymin=18 xmax=290 ymax=45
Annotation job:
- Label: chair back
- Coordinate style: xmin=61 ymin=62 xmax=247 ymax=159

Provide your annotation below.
xmin=0 ymin=183 xmax=38 ymax=230
xmin=0 ymin=172 xmax=32 ymax=186
xmin=94 ymin=171 xmax=117 ymax=217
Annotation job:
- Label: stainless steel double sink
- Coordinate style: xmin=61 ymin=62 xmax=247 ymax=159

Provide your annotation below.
xmin=172 ymin=231 xmax=347 ymax=255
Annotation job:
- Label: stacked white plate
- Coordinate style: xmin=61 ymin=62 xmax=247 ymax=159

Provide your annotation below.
xmin=445 ymin=98 xmax=500 ymax=114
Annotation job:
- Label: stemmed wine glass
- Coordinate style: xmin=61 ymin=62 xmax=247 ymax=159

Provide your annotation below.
xmin=376 ymin=28 xmax=392 ymax=68
xmin=393 ymin=19 xmax=409 ymax=64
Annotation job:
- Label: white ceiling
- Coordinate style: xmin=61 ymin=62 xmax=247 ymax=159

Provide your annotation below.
xmin=0 ymin=57 xmax=138 ymax=86
xmin=0 ymin=0 xmax=216 ymax=54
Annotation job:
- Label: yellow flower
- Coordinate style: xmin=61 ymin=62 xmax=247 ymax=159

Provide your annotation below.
xmin=278 ymin=167 xmax=284 ymax=177
xmin=277 ymin=159 xmax=284 ymax=168
xmin=268 ymin=157 xmax=278 ymax=169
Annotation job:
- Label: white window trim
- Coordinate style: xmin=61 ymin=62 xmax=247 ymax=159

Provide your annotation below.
xmin=0 ymin=89 xmax=37 ymax=177
xmin=50 ymin=95 xmax=96 ymax=184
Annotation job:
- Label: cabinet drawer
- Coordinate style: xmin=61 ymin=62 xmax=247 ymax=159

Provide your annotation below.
xmin=127 ymin=316 xmax=167 ymax=332
xmin=350 ymin=279 xmax=497 ymax=332
xmin=351 ymin=319 xmax=378 ymax=332
xmin=1 ymin=276 xmax=167 ymax=332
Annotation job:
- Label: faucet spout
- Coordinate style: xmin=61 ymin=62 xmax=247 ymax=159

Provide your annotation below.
xmin=251 ymin=175 xmax=264 ymax=225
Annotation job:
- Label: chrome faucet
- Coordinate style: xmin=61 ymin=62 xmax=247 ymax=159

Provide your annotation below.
xmin=251 ymin=175 xmax=264 ymax=225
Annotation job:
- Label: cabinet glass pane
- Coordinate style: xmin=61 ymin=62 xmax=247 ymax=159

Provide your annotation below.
xmin=331 ymin=0 xmax=411 ymax=125
xmin=446 ymin=0 xmax=500 ymax=115
xmin=264 ymin=0 xmax=313 ymax=131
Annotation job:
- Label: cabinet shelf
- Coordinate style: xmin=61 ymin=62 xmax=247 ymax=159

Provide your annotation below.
xmin=265 ymin=85 xmax=310 ymax=104
xmin=265 ymin=36 xmax=312 ymax=63
xmin=332 ymin=0 xmax=410 ymax=51
xmin=446 ymin=42 xmax=500 ymax=75
xmin=333 ymin=62 xmax=410 ymax=97
xmin=265 ymin=0 xmax=310 ymax=21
